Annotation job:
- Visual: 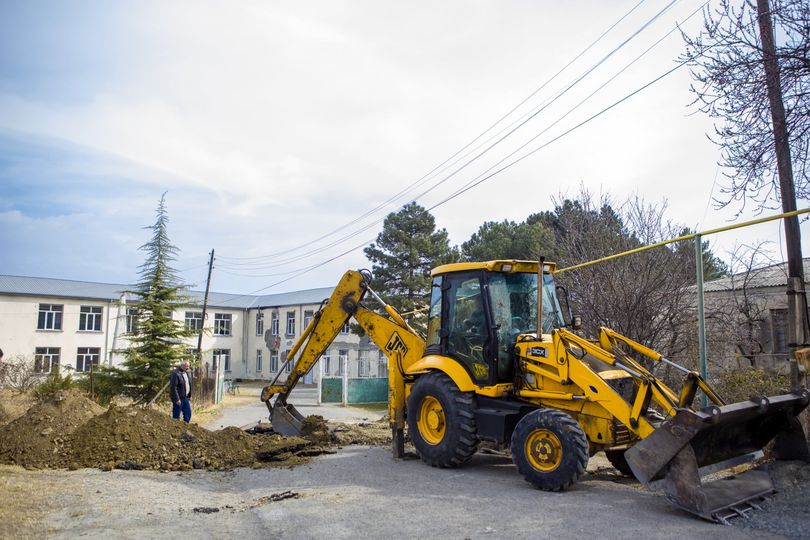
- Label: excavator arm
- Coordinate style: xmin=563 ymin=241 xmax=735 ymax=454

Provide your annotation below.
xmin=260 ymin=269 xmax=425 ymax=456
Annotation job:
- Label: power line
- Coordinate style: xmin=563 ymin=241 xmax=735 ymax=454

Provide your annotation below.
xmin=217 ymin=0 xmax=658 ymax=264
xmin=219 ymin=0 xmax=694 ymax=273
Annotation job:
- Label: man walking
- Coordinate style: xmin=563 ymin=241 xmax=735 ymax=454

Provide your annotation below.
xmin=170 ymin=360 xmax=193 ymax=422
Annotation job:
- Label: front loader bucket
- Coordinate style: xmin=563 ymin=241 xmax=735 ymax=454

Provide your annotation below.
xmin=625 ymin=389 xmax=810 ymax=523
xmin=270 ymin=399 xmax=306 ymax=436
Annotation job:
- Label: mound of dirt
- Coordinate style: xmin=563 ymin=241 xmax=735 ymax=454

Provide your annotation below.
xmin=66 ymin=406 xmax=323 ymax=471
xmin=0 ymin=389 xmax=36 ymax=428
xmin=331 ymin=418 xmax=392 ymax=447
xmin=0 ymin=390 xmax=104 ymax=469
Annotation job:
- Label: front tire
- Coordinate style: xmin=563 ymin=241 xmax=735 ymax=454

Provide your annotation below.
xmin=511 ymin=409 xmax=589 ymax=491
xmin=407 ymin=372 xmax=478 ymax=468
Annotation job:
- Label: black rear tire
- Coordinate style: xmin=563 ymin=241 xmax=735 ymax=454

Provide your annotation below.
xmin=511 ymin=409 xmax=589 ymax=491
xmin=407 ymin=372 xmax=478 ymax=468
xmin=605 ymin=448 xmax=633 ymax=476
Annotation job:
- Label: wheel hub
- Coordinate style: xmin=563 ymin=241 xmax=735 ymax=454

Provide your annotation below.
xmin=526 ymin=428 xmax=562 ymax=472
xmin=417 ymin=396 xmax=446 ymax=445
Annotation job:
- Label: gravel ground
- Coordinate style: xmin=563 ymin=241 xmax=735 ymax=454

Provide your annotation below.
xmin=2 ymin=448 xmax=803 ymax=540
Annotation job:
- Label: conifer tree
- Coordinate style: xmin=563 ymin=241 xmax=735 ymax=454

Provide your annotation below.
xmin=101 ymin=194 xmax=195 ymax=403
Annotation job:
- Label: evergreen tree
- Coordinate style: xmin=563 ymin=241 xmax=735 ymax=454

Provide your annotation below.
xmin=100 ymin=194 xmax=196 ymax=403
xmin=364 ymin=202 xmax=456 ymax=333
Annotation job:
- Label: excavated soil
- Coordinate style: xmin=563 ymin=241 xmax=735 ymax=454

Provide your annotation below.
xmin=0 ymin=391 xmax=387 ymax=472
xmin=0 ymin=389 xmax=35 ymax=428
xmin=0 ymin=390 xmax=104 ymax=468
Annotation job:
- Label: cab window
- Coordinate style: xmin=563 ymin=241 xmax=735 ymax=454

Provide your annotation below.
xmin=444 ymin=273 xmax=489 ymax=383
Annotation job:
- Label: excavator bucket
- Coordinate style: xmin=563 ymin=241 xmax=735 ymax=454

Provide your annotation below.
xmin=270 ymin=399 xmax=306 ymax=436
xmin=625 ymin=389 xmax=810 ymax=523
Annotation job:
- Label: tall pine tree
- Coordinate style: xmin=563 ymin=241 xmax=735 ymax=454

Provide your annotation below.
xmin=103 ymin=194 xmax=196 ymax=403
xmin=364 ymin=202 xmax=456 ymax=333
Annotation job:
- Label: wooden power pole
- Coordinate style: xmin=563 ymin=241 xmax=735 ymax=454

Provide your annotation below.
xmin=756 ymin=0 xmax=807 ymax=389
xmin=196 ymin=249 xmax=215 ymax=360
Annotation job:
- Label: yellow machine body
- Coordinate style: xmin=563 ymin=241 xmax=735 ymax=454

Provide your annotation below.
xmin=261 ymin=261 xmax=810 ymax=523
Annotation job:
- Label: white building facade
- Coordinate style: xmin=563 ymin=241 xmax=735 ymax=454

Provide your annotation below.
xmin=0 ymin=275 xmax=386 ymax=384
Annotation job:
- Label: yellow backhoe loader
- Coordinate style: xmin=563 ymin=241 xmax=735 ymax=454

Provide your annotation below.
xmin=261 ymin=261 xmax=809 ymax=523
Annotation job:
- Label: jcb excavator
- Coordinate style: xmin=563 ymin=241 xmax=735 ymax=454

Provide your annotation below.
xmin=261 ymin=260 xmax=809 ymax=523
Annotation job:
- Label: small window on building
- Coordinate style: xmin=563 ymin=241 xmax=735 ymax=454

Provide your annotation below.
xmin=185 ymin=311 xmax=203 ymax=332
xmin=125 ymin=308 xmax=138 ymax=334
xmin=270 ymin=351 xmax=279 ymax=372
xmin=214 ymin=313 xmax=232 ymax=336
xmin=256 ymin=311 xmax=264 ymax=336
xmin=79 ymin=306 xmax=103 ymax=332
xmin=37 ymin=304 xmax=63 ymax=331
xmin=323 ymin=350 xmax=332 ymax=375
xmin=303 ymin=310 xmax=314 ymax=330
xmin=378 ymin=354 xmax=388 ymax=378
xmin=341 ymin=322 xmax=350 ymax=334
xmin=214 ymin=348 xmax=231 ymax=372
xmin=35 ymin=347 xmax=60 ymax=374
xmin=256 ymin=349 xmax=263 ymax=372
xmin=271 ymin=312 xmax=279 ymax=336
xmin=286 ymin=312 xmax=296 ymax=336
xmin=76 ymin=347 xmax=100 ymax=372
xmin=285 ymin=354 xmax=292 ymax=373
xmin=338 ymin=349 xmax=348 ymax=376
xmin=358 ymin=350 xmax=369 ymax=377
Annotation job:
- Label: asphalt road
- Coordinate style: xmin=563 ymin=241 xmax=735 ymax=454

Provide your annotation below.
xmin=1 ymin=446 xmax=784 ymax=540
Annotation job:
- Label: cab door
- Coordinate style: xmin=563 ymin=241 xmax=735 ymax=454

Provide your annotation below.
xmin=438 ymin=271 xmax=495 ymax=385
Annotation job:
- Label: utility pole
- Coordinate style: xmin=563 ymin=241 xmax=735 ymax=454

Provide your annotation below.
xmin=756 ymin=0 xmax=807 ymax=389
xmin=196 ymin=249 xmax=215 ymax=361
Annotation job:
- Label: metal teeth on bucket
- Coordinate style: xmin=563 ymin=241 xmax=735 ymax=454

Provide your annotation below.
xmin=625 ymin=389 xmax=810 ymax=523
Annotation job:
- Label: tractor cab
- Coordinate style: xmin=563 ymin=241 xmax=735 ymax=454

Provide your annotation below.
xmin=425 ymin=260 xmax=567 ymax=386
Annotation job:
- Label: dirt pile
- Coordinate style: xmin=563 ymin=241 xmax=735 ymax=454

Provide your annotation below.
xmin=331 ymin=418 xmax=392 ymax=446
xmin=0 ymin=390 xmax=103 ymax=468
xmin=0 ymin=389 xmax=36 ymax=428
xmin=0 ymin=390 xmax=392 ymax=471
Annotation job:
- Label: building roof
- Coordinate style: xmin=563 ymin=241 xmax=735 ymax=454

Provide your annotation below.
xmin=703 ymin=258 xmax=810 ymax=292
xmin=0 ymin=274 xmax=334 ymax=310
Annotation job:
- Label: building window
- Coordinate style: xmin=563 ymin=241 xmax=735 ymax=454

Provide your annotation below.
xmin=323 ymin=350 xmax=332 ymax=375
xmin=285 ymin=353 xmax=292 ymax=373
xmin=341 ymin=322 xmax=350 ymax=334
xmin=214 ymin=313 xmax=232 ymax=336
xmin=271 ymin=312 xmax=279 ymax=336
xmin=77 ymin=306 xmax=103 ymax=332
xmin=358 ymin=350 xmax=369 ymax=377
xmin=286 ymin=312 xmax=296 ymax=336
xmin=37 ymin=304 xmax=63 ymax=331
xmin=256 ymin=350 xmax=263 ymax=372
xmin=214 ymin=348 xmax=231 ymax=372
xmin=185 ymin=311 xmax=203 ymax=332
xmin=125 ymin=308 xmax=138 ymax=334
xmin=303 ymin=310 xmax=314 ymax=330
xmin=76 ymin=347 xmax=100 ymax=372
xmin=35 ymin=347 xmax=60 ymax=374
xmin=256 ymin=311 xmax=264 ymax=336
xmin=270 ymin=351 xmax=279 ymax=372
xmin=771 ymin=309 xmax=788 ymax=354
xmin=338 ymin=349 xmax=348 ymax=376
xmin=378 ymin=352 xmax=388 ymax=378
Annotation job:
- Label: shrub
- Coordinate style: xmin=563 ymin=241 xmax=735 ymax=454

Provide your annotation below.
xmin=711 ymin=366 xmax=790 ymax=403
xmin=33 ymin=370 xmax=75 ymax=400
xmin=0 ymin=355 xmax=41 ymax=393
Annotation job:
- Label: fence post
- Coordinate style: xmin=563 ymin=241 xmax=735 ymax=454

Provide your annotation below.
xmin=342 ymin=356 xmax=348 ymax=406
xmin=317 ymin=358 xmax=323 ymax=405
xmin=695 ymin=235 xmax=709 ymax=407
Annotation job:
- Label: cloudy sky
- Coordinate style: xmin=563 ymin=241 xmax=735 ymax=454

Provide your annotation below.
xmin=1 ymin=0 xmax=807 ymax=295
